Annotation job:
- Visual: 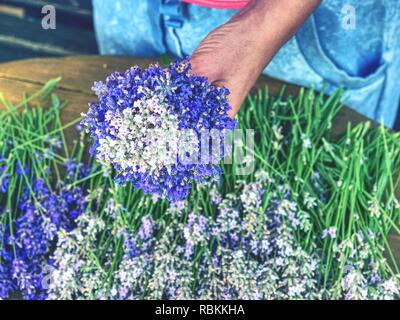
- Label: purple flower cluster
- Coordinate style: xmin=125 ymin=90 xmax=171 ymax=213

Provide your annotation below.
xmin=0 ymin=168 xmax=88 ymax=300
xmin=82 ymin=59 xmax=237 ymax=202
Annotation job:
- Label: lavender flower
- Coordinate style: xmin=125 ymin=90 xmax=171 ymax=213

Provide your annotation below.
xmin=0 ymin=172 xmax=88 ymax=300
xmin=81 ymin=59 xmax=237 ymax=202
xmin=322 ymin=227 xmax=337 ymax=240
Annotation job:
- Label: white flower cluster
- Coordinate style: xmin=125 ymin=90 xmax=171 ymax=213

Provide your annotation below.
xmin=47 ymin=214 xmax=108 ymax=300
xmin=330 ymin=230 xmax=399 ymax=300
xmin=96 ymin=95 xmax=184 ymax=175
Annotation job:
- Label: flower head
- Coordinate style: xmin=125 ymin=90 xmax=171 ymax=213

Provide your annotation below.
xmin=82 ymin=59 xmax=237 ymax=202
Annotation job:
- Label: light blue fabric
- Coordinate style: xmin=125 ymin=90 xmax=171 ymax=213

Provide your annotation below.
xmin=92 ymin=0 xmax=400 ymax=128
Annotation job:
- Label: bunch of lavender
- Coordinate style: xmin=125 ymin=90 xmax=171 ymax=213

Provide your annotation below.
xmin=47 ymin=171 xmax=322 ymax=300
xmin=47 ymin=192 xmax=155 ymax=300
xmin=190 ymin=172 xmax=320 ymax=300
xmin=46 ymin=209 xmax=109 ymax=300
xmin=81 ymin=59 xmax=237 ymax=202
xmin=327 ymin=230 xmax=399 ymax=300
xmin=238 ymin=87 xmax=400 ymax=298
xmin=47 ymin=169 xmax=399 ymax=300
xmin=0 ymin=177 xmax=88 ymax=299
xmin=0 ymin=80 xmax=92 ymax=300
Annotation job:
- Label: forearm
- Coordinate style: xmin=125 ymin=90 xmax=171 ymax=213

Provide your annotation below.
xmin=190 ymin=0 xmax=321 ymax=116
xmin=226 ymin=0 xmax=320 ymax=115
xmin=230 ymin=0 xmax=321 ymax=75
xmin=235 ymin=0 xmax=321 ymax=40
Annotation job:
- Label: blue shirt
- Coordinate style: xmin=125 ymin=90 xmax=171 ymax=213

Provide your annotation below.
xmin=93 ymin=0 xmax=400 ymax=128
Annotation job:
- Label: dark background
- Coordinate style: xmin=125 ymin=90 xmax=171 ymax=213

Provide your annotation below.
xmin=0 ymin=0 xmax=98 ymax=62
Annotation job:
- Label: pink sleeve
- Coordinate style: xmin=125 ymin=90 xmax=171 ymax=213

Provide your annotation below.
xmin=181 ymin=0 xmax=249 ymax=9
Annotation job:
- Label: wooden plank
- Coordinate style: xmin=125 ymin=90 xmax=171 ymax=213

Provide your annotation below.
xmin=0 ymin=76 xmax=92 ymax=143
xmin=0 ymin=13 xmax=97 ymax=55
xmin=35 ymin=0 xmax=93 ymax=10
xmin=0 ymin=56 xmax=344 ymax=106
xmin=1 ymin=0 xmax=93 ymax=29
xmin=1 ymin=0 xmax=92 ymax=12
xmin=0 ymin=56 xmax=151 ymax=141
xmin=0 ymin=4 xmax=24 ymax=17
xmin=388 ymin=233 xmax=400 ymax=268
xmin=2 ymin=0 xmax=92 ymax=10
xmin=0 ymin=56 xmax=153 ymax=93
xmin=0 ymin=40 xmax=60 ymax=63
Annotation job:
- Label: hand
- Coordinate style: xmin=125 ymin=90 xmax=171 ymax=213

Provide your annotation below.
xmin=190 ymin=0 xmax=321 ymax=118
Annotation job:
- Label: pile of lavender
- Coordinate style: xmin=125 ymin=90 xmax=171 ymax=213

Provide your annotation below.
xmin=0 ymin=81 xmax=92 ymax=299
xmin=81 ymin=59 xmax=237 ymax=202
xmin=0 ymin=176 xmax=88 ymax=299
xmin=1 ymin=79 xmax=400 ymax=300
xmin=46 ymin=171 xmax=399 ymax=300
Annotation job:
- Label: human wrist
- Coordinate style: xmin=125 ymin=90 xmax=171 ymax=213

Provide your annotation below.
xmin=237 ymin=0 xmax=321 ymax=56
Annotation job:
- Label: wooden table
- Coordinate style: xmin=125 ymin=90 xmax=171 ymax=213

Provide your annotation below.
xmin=0 ymin=55 xmax=398 ymax=265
